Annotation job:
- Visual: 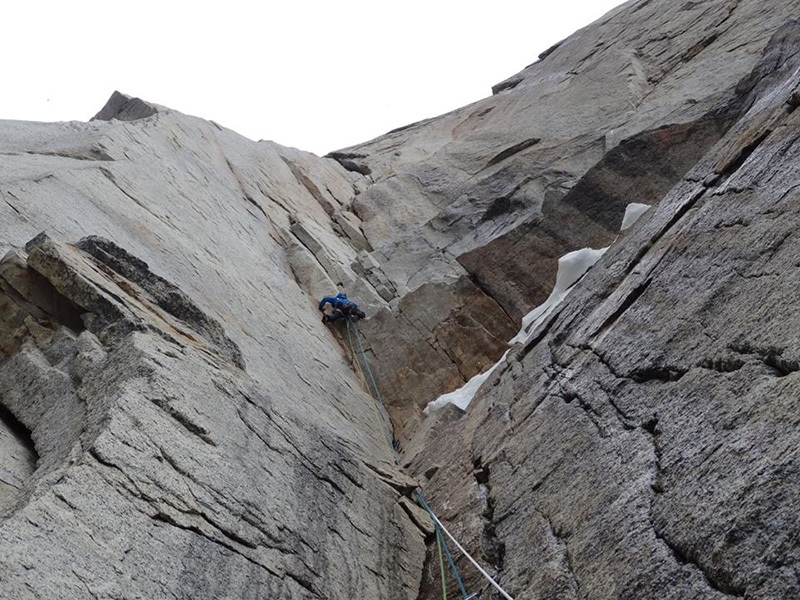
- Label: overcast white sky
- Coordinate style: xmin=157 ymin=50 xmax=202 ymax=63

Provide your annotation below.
xmin=2 ymin=1 xmax=626 ymax=155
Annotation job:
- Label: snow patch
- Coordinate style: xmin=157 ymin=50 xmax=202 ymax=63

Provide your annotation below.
xmin=425 ymin=201 xmax=650 ymax=414
xmin=424 ymin=350 xmax=509 ymax=414
xmin=510 ymin=247 xmax=608 ymax=346
xmin=425 ymin=247 xmax=607 ymax=413
xmin=621 ymin=203 xmax=651 ymax=231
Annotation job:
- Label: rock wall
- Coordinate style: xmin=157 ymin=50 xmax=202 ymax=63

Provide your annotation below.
xmin=0 ymin=101 xmax=426 ymax=599
xmin=328 ymin=0 xmax=800 ymax=439
xmin=407 ymin=15 xmax=800 ymax=600
xmin=1 ymin=0 xmax=799 ymax=598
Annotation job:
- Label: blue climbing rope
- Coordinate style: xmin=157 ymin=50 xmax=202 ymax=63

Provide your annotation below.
xmin=346 ymin=317 xmax=471 ymax=600
xmin=349 ymin=320 xmax=393 ymax=443
xmin=345 ymin=319 xmax=395 ymax=456
xmin=415 ymin=491 xmax=470 ymax=600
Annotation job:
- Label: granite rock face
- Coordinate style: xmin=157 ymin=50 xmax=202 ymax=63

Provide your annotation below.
xmin=1 ymin=0 xmax=799 ymax=598
xmin=407 ymin=15 xmax=800 ymax=600
xmin=329 ymin=0 xmax=800 ymax=437
xmin=0 ymin=105 xmax=426 ymax=598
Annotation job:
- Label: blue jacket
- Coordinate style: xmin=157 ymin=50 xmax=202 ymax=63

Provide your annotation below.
xmin=319 ymin=293 xmax=358 ymax=311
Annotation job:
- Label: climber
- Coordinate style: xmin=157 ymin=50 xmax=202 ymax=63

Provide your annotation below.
xmin=319 ymin=292 xmax=365 ymax=323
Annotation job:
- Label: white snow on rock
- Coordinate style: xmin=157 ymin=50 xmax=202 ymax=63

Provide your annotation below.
xmin=424 ymin=350 xmax=510 ymax=414
xmin=425 ymin=202 xmax=651 ymax=414
xmin=621 ymin=203 xmax=651 ymax=230
xmin=425 ymin=247 xmax=607 ymax=413
xmin=509 ymin=247 xmax=608 ymax=346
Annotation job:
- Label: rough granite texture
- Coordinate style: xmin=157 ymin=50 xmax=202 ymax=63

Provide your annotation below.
xmin=330 ymin=0 xmax=800 ymax=437
xmin=0 ymin=105 xmax=426 ymax=598
xmin=408 ymin=16 xmax=800 ymax=600
xmin=1 ymin=0 xmax=799 ymax=598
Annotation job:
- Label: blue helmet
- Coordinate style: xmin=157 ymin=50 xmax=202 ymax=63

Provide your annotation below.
xmin=336 ymin=292 xmax=348 ymax=299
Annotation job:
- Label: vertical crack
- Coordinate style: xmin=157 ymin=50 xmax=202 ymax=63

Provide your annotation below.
xmin=644 ymin=418 xmax=745 ymax=598
xmin=472 ymin=456 xmax=506 ymax=574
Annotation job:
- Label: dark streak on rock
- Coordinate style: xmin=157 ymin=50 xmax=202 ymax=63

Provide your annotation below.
xmin=486 ymin=138 xmax=542 ymax=168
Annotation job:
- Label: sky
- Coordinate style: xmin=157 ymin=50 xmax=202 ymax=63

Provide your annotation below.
xmin=2 ymin=1 xmax=627 ymax=155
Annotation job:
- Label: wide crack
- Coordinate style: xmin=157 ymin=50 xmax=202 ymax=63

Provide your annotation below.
xmin=0 ymin=402 xmax=39 ymax=516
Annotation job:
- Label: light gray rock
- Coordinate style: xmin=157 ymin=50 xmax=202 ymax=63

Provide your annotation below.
xmin=0 ymin=403 xmax=36 ymax=516
xmin=1 ymin=1 xmax=799 ymax=599
xmin=407 ymin=17 xmax=800 ymax=600
xmin=324 ymin=0 xmax=800 ymax=431
xmin=0 ymin=110 xmax=426 ymax=597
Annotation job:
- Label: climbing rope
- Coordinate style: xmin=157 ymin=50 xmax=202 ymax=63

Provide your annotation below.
xmin=345 ymin=318 xmax=469 ymax=598
xmin=415 ymin=491 xmax=470 ymax=600
xmin=426 ymin=511 xmax=514 ymax=600
xmin=436 ymin=526 xmax=448 ymax=600
xmin=461 ymin=568 xmax=502 ymax=600
xmin=344 ymin=317 xmax=515 ymax=600
xmin=348 ymin=319 xmax=393 ymax=445
xmin=345 ymin=319 xmax=395 ymax=457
